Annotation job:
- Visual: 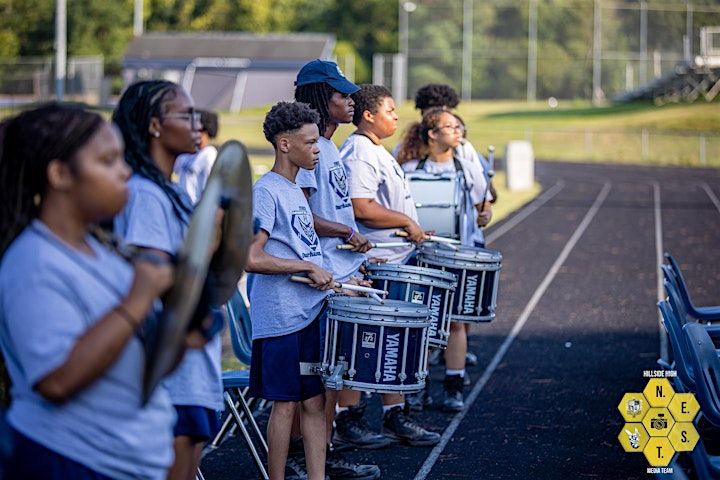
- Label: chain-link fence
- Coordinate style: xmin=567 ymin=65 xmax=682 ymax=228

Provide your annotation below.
xmin=0 ymin=56 xmax=104 ymax=107
xmin=387 ymin=0 xmax=720 ymax=101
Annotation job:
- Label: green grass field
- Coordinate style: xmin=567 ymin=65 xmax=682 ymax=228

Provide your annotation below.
xmin=219 ymin=100 xmax=719 ymax=168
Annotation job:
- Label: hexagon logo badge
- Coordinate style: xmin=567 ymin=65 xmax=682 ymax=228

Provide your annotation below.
xmin=618 ymin=423 xmax=650 ymax=452
xmin=618 ymin=393 xmax=648 ymax=422
xmin=643 ymin=378 xmax=675 ymax=408
xmin=644 ymin=437 xmax=675 ymax=467
xmin=642 ymin=407 xmax=675 ymax=437
xmin=668 ymin=393 xmax=700 ymax=423
xmin=668 ymin=422 xmax=700 ymax=452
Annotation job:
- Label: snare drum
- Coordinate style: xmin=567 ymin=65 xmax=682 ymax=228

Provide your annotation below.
xmin=406 ymin=172 xmax=468 ymax=240
xmin=363 ymin=263 xmax=456 ymax=349
xmin=321 ymin=296 xmax=430 ymax=394
xmin=417 ymin=243 xmax=502 ymax=323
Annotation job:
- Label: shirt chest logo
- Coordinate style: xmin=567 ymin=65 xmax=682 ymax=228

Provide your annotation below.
xmin=328 ymin=162 xmax=351 ymax=209
xmin=291 ymin=206 xmax=320 ymax=253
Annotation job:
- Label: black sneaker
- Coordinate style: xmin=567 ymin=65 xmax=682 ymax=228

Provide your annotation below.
xmin=465 ymin=351 xmax=478 ymax=366
xmin=428 ymin=348 xmax=444 ymax=366
xmin=333 ymin=402 xmax=396 ymax=451
xmin=382 ymin=406 xmax=440 ymax=446
xmin=285 ymin=455 xmax=309 ymax=480
xmin=405 ymin=383 xmax=433 ymax=412
xmin=326 ymin=449 xmax=381 ymax=480
xmin=442 ymin=375 xmax=464 ymax=412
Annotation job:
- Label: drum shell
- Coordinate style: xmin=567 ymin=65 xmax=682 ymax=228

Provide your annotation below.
xmin=323 ymin=296 xmax=430 ymax=394
xmin=364 ymin=263 xmax=456 ymax=349
xmin=417 ymin=243 xmax=502 ymax=323
xmin=406 ymin=172 xmax=465 ymax=239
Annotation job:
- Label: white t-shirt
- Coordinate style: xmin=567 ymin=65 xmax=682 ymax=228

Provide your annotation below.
xmin=296 ymin=137 xmax=365 ymax=282
xmin=340 ymin=133 xmax=418 ymax=264
xmin=173 ymin=145 xmax=218 ymax=204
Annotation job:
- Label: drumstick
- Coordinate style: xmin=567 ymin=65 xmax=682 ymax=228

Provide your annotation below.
xmin=289 ymin=275 xmax=388 ymax=297
xmin=393 ymin=230 xmax=461 ymax=245
xmin=336 ymin=241 xmax=410 ymax=250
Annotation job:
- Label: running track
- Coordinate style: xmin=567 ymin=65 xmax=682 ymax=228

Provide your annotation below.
xmin=201 ymin=161 xmax=720 ymax=480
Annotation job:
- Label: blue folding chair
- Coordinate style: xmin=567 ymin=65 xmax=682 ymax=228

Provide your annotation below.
xmin=202 ymin=287 xmax=268 ymax=480
xmin=658 ymin=298 xmax=697 ymax=392
xmin=683 ymin=323 xmax=720 ymax=427
xmin=664 ymin=253 xmax=720 ymax=323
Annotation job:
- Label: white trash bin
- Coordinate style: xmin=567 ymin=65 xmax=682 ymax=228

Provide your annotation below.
xmin=505 ymin=141 xmax=534 ymax=191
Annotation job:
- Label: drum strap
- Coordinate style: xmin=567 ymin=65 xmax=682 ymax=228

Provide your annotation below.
xmin=299 ymin=362 xmax=322 ymax=376
xmin=416 ymin=156 xmax=465 ymax=175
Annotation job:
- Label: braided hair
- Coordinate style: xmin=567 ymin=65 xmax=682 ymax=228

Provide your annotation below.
xmin=112 ymin=80 xmax=193 ymax=222
xmin=294 ymin=82 xmax=336 ymax=137
xmin=396 ymin=107 xmax=447 ymax=165
xmin=0 ymin=103 xmax=104 ymax=256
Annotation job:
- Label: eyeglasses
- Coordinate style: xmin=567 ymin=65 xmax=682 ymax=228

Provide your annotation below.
xmin=162 ymin=111 xmax=202 ymax=129
xmin=435 ymin=124 xmax=465 ymax=133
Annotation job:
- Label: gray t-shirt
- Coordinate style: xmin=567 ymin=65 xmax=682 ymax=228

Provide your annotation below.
xmin=173 ymin=145 xmax=218 ymax=204
xmin=248 ymin=171 xmax=330 ymax=339
xmin=296 ymin=137 xmax=365 ymax=282
xmin=0 ymin=221 xmax=175 ymax=479
xmin=340 ymin=133 xmax=418 ymax=264
xmin=114 ymin=175 xmax=223 ymax=411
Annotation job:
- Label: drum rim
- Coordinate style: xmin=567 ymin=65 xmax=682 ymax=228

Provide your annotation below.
xmin=418 ymin=243 xmax=503 ymax=263
xmin=364 ymin=263 xmax=457 ymax=289
xmin=328 ymin=312 xmax=431 ymax=328
xmin=418 ymin=257 xmax=502 ymax=271
xmin=327 ymin=296 xmax=431 ymax=315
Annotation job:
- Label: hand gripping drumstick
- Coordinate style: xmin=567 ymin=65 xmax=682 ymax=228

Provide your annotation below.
xmin=336 ymin=241 xmax=410 ymax=250
xmin=289 ymin=275 xmax=388 ymax=303
xmin=393 ymin=230 xmax=461 ymax=245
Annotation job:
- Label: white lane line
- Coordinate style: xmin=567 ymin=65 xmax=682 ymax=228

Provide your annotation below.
xmin=700 ymin=182 xmax=720 ymax=215
xmin=485 ymin=180 xmax=565 ymax=244
xmin=413 ymin=181 xmax=612 ymax=480
xmin=654 ymin=182 xmax=668 ymax=363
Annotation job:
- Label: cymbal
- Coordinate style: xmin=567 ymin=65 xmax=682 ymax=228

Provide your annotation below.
xmin=206 ymin=140 xmax=253 ymax=305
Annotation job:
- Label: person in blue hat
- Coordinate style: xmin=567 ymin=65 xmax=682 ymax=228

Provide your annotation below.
xmin=293 ymin=59 xmax=385 ymax=480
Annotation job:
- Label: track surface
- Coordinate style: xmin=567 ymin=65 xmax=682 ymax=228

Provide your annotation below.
xmin=201 ymin=161 xmax=720 ymax=480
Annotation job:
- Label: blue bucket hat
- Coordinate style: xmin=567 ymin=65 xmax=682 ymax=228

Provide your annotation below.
xmin=295 ymin=59 xmax=360 ymax=95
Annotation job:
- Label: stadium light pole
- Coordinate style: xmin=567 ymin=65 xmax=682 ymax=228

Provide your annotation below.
xmin=592 ymin=0 xmax=602 ymax=105
xmin=398 ymin=1 xmax=416 ymax=100
xmin=526 ymin=0 xmax=537 ymax=103
xmin=134 ymin=0 xmax=144 ymax=36
xmin=462 ymin=0 xmax=473 ymax=101
xmin=55 ymin=0 xmax=66 ymax=101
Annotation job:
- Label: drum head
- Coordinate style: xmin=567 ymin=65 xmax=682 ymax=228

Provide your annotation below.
xmin=206 ymin=141 xmax=253 ymax=305
xmin=142 ymin=176 xmax=222 ymax=403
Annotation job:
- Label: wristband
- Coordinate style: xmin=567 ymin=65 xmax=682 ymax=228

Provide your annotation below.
xmin=345 ymin=229 xmax=355 ymax=243
xmin=115 ymin=305 xmax=140 ymax=329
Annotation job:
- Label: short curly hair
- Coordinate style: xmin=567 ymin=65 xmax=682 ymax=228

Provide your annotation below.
xmin=263 ymin=102 xmax=320 ymax=147
xmin=350 ymin=84 xmax=392 ymax=126
xmin=414 ymin=84 xmax=460 ymax=111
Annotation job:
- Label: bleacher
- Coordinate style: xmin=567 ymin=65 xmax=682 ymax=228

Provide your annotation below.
xmin=615 ymin=27 xmax=720 ymax=105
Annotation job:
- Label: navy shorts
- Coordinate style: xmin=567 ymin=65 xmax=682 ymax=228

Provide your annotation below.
xmin=5 ymin=428 xmax=112 ymax=480
xmin=173 ymin=406 xmax=221 ymax=442
xmin=249 ymin=311 xmax=325 ymax=402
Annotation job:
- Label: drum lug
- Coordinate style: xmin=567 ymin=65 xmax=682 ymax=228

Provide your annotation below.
xmin=324 ymin=362 xmax=346 ymax=391
xmin=398 ymin=373 xmax=407 ymax=381
xmin=347 ymin=368 xmax=356 ymax=379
